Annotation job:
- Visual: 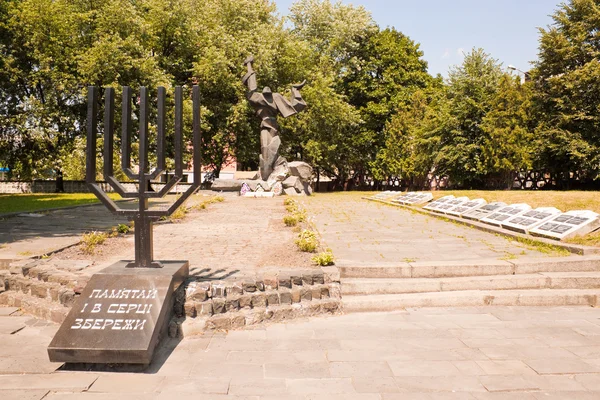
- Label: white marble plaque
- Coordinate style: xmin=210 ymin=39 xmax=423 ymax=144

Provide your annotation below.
xmin=500 ymin=207 xmax=562 ymax=234
xmin=462 ymin=202 xmax=508 ymax=221
xmin=445 ymin=198 xmax=488 ymax=217
xmin=530 ymin=210 xmax=600 ymax=240
xmin=480 ymin=203 xmax=532 ymax=227
xmin=372 ymin=191 xmax=398 ymax=200
xmin=423 ymin=195 xmax=456 ymax=211
xmin=243 ymin=191 xmax=275 ymax=198
xmin=432 ymin=196 xmax=470 ymax=214
xmin=392 ymin=192 xmax=434 ymax=205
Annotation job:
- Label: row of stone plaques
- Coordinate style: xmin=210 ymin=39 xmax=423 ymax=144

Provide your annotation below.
xmin=372 ymin=192 xmax=600 ymax=241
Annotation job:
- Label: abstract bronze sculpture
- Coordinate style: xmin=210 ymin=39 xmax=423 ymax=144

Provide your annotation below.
xmin=242 ymin=55 xmax=307 ymax=181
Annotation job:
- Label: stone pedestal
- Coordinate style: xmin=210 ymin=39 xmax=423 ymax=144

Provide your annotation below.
xmin=47 ymin=260 xmax=188 ymax=365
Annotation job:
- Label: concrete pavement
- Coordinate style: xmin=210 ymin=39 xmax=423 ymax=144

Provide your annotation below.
xmin=2 ymin=305 xmax=600 ymax=398
xmin=303 ymin=194 xmax=559 ymax=266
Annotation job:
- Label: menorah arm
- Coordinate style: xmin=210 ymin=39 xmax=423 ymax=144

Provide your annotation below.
xmin=148 ymin=167 xmax=165 ymax=181
xmin=144 ymin=182 xmax=199 ymax=218
xmin=145 ymin=175 xmax=182 ymax=198
xmin=122 ymin=168 xmax=138 ymax=181
xmin=105 ymin=176 xmax=143 ymax=198
xmin=88 ymin=183 xmax=132 ymax=216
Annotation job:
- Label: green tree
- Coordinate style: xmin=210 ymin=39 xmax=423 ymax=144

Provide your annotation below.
xmin=426 ymin=48 xmax=504 ymax=188
xmin=481 ymin=75 xmax=535 ymax=187
xmin=531 ymin=0 xmax=600 ymax=177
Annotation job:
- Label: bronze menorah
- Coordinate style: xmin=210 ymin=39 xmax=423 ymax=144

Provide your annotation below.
xmin=86 ymin=85 xmax=201 ymax=268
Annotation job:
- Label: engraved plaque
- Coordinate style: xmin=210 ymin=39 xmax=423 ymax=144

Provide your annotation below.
xmin=48 ymin=261 xmax=188 ymax=364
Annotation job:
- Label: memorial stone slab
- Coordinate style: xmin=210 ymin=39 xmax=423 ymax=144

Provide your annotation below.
xmin=372 ymin=191 xmax=398 ymax=200
xmin=480 ymin=203 xmax=532 ymax=227
xmin=462 ymin=202 xmax=508 ymax=221
xmin=501 ymin=207 xmax=562 ymax=234
xmin=392 ymin=192 xmax=434 ymax=205
xmin=445 ymin=198 xmax=487 ymax=217
xmin=432 ymin=197 xmax=470 ymax=214
xmin=243 ymin=191 xmax=275 ymax=198
xmin=423 ymin=195 xmax=456 ymax=211
xmin=48 ymin=261 xmax=188 ymax=364
xmin=530 ymin=210 xmax=600 ymax=240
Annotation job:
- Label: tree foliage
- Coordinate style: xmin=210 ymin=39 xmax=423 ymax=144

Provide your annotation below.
xmin=531 ymin=0 xmax=600 ymax=176
xmin=2 ymin=0 xmax=598 ymax=189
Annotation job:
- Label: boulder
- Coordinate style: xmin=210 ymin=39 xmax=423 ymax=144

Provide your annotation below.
xmin=272 ymin=182 xmax=283 ymax=196
xmin=284 ymin=187 xmax=300 ymax=196
xmin=288 ymin=161 xmax=313 ymax=181
xmin=211 ymin=179 xmax=243 ymax=192
xmin=246 ymin=180 xmax=270 ymax=191
xmin=282 ymin=176 xmax=304 ymax=192
xmin=302 ymin=181 xmax=313 ymax=196
xmin=266 ymin=161 xmax=289 ymax=188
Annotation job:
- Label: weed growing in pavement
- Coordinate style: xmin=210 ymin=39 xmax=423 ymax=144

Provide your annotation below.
xmin=169 ymin=205 xmax=189 ymax=221
xmin=284 ymin=214 xmax=299 ymax=227
xmin=295 ymin=229 xmax=319 ymax=253
xmin=312 ymin=251 xmax=335 ymax=266
xmin=508 ymin=236 xmax=571 ymax=256
xmin=81 ymin=231 xmax=108 ymax=254
xmin=117 ymin=223 xmax=131 ymax=234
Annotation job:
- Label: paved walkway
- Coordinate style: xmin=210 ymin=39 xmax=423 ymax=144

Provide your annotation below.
xmin=304 ymin=194 xmax=560 ymax=266
xmin=2 ymin=305 xmax=600 ymax=399
xmin=0 ymin=192 xmax=314 ymax=279
xmin=0 ymin=204 xmax=130 ymax=260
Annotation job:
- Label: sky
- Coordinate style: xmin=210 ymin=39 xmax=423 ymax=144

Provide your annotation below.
xmin=273 ymin=0 xmax=560 ymax=77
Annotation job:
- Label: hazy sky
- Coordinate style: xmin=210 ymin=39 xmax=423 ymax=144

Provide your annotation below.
xmin=273 ymin=0 xmax=560 ymax=77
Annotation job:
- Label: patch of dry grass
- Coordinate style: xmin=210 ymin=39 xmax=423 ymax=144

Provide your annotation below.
xmin=566 ymin=231 xmax=600 ymax=247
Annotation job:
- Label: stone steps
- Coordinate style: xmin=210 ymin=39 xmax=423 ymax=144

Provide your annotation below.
xmin=338 ymin=256 xmax=600 ymax=279
xmin=342 ymin=289 xmax=600 ymax=313
xmin=343 ymin=272 xmax=600 ymax=295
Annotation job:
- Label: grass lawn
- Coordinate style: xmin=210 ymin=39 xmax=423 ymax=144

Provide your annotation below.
xmin=319 ymin=190 xmax=600 ymax=247
xmin=0 ymin=193 xmax=122 ymax=214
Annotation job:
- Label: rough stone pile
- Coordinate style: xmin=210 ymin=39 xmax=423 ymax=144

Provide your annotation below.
xmin=211 ymin=161 xmax=314 ymax=196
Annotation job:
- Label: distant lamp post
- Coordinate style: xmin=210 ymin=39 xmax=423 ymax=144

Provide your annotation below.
xmin=508 ymin=65 xmax=530 ymax=84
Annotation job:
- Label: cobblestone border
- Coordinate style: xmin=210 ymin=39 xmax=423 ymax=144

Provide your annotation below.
xmin=168 ymin=266 xmax=342 ymax=336
xmin=0 ymin=258 xmax=342 ymax=333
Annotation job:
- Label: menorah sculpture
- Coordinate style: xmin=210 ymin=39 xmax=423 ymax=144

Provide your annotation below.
xmin=48 ymin=86 xmax=201 ymax=365
xmin=86 ymin=85 xmax=201 ymax=268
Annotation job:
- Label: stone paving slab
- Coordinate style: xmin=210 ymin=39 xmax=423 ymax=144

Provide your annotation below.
xmin=0 ymin=307 xmax=18 ymax=316
xmin=2 ymin=306 xmax=600 ymax=397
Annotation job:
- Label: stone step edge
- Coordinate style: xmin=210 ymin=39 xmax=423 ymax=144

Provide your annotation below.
xmin=339 ymin=257 xmax=600 ymax=279
xmin=173 ymin=299 xmax=342 ymax=337
xmin=365 ymin=197 xmax=600 ymax=256
xmin=342 ymin=273 xmax=600 ymax=295
xmin=343 ymin=288 xmax=600 ymax=312
xmin=0 ymin=290 xmax=69 ymax=324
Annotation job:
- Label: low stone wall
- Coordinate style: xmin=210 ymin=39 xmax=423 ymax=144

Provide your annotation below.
xmin=0 ymin=180 xmax=193 ymax=194
xmin=169 ymin=267 xmax=342 ymax=336
xmin=0 ymin=259 xmax=91 ymax=323
xmin=0 ymin=258 xmax=342 ymax=334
